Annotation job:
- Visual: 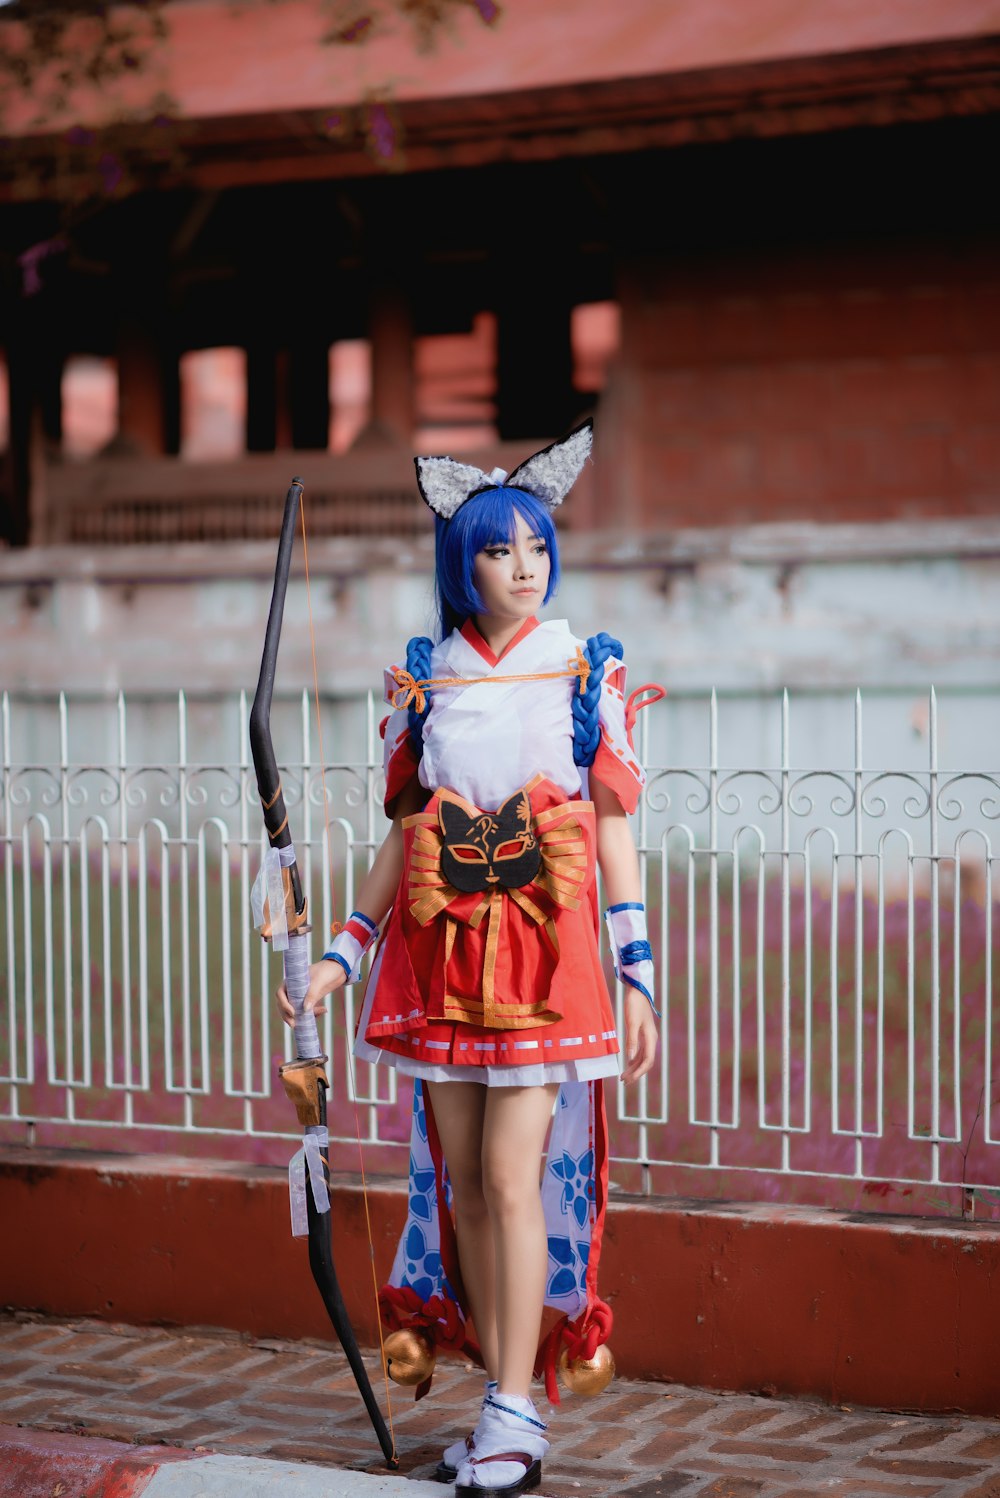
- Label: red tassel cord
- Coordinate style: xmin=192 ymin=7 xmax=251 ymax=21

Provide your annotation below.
xmin=536 ymin=1298 xmax=614 ymax=1405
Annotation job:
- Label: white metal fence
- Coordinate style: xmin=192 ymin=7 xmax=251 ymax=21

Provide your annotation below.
xmin=2 ymin=687 xmax=998 ymax=1219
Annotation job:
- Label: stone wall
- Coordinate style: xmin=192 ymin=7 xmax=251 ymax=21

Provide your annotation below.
xmin=2 ymin=516 xmax=998 ymax=777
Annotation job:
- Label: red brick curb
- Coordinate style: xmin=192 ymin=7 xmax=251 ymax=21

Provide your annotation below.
xmin=0 ymin=1425 xmax=194 ymax=1498
xmin=0 ymin=1425 xmax=443 ymax=1497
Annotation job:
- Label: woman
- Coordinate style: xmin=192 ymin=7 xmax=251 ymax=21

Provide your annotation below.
xmin=278 ymin=420 xmax=659 ymax=1495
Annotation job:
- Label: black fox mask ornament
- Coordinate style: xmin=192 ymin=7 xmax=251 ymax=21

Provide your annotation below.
xmin=439 ymin=790 xmax=541 ymax=894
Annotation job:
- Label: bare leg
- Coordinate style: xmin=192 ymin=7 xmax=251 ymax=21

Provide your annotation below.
xmin=481 ymin=1083 xmax=560 ymax=1397
xmin=426 ymin=1080 xmax=498 ymax=1379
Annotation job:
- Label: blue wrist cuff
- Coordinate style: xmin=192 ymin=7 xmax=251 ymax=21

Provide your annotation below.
xmin=323 ymin=952 xmax=352 ymax=980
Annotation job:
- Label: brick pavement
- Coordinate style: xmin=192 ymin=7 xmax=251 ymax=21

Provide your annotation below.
xmin=0 ymin=1312 xmax=998 ymax=1497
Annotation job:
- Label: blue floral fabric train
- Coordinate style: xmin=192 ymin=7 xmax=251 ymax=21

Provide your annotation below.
xmin=379 ymin=1078 xmax=613 ymax=1402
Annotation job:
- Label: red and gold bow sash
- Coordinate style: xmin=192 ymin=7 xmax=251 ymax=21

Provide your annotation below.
xmin=402 ymin=778 xmax=593 ymax=1030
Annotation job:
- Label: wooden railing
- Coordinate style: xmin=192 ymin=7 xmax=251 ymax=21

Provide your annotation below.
xmin=33 ymin=441 xmax=588 ymax=545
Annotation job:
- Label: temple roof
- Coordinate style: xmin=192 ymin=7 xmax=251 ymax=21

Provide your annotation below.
xmin=2 ymin=0 xmax=999 ymax=135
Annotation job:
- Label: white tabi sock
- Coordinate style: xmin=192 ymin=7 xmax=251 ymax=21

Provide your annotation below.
xmin=455 ymin=1391 xmax=550 ymax=1490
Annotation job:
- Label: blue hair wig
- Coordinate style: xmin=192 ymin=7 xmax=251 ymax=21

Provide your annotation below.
xmin=433 ymin=486 xmax=561 ymax=639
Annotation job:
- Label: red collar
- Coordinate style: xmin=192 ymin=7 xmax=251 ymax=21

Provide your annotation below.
xmin=460 ymin=616 xmax=539 ymax=667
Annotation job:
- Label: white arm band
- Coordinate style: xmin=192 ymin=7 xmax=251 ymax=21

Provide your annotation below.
xmin=603 ymin=902 xmax=659 ymax=1016
xmin=322 ymin=911 xmax=379 ymax=984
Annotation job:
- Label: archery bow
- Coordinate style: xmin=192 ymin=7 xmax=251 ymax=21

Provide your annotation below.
xmin=249 ymin=477 xmax=397 ymax=1467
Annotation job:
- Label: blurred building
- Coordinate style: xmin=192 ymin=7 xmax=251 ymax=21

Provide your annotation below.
xmin=0 ymin=1 xmax=998 ymax=732
xmin=2 ymin=0 xmax=999 ymax=540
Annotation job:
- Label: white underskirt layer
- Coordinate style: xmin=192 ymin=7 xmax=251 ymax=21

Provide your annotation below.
xmin=353 ymin=1036 xmax=622 ymax=1088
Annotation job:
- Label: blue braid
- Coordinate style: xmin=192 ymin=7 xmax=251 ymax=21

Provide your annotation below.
xmin=572 ymin=632 xmax=623 ymax=767
xmin=405 ymin=635 xmax=434 ymax=754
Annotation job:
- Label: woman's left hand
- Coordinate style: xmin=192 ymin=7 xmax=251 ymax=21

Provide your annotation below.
xmin=621 ymin=988 xmax=659 ymax=1084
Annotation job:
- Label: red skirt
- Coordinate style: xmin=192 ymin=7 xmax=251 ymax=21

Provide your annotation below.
xmin=361 ymin=776 xmax=619 ymax=1071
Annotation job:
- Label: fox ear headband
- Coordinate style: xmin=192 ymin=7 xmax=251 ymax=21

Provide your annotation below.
xmin=414 ymin=419 xmax=593 ymax=520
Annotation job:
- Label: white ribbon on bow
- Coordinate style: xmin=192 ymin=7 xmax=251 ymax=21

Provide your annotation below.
xmin=289 ymin=1125 xmax=331 ymax=1238
xmin=250 ymin=843 xmax=297 ymax=953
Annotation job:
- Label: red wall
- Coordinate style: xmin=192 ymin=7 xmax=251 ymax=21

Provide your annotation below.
xmin=2 ymin=1148 xmax=999 ymax=1418
xmin=609 ymin=239 xmax=1000 ymax=529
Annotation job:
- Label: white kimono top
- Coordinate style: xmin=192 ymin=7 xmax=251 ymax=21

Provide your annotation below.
xmin=380 ymin=616 xmax=645 ymax=821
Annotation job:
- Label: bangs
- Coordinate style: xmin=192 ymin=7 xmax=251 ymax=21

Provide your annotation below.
xmin=434 ymin=486 xmax=561 ymax=638
xmin=457 ymin=487 xmax=536 ymax=553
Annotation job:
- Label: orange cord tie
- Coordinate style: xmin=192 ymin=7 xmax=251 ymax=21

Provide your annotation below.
xmin=299 ymin=492 xmax=398 ymax=1464
xmin=391 ymin=646 xmax=590 ymax=716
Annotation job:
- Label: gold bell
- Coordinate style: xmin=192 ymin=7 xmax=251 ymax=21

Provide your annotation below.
xmin=557 ymin=1341 xmax=616 ymax=1396
xmin=383 ymin=1327 xmax=437 ymax=1387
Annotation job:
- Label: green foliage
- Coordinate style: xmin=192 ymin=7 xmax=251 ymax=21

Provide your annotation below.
xmin=0 ymin=1 xmax=171 ymax=130
xmin=0 ymin=0 xmax=500 ymax=134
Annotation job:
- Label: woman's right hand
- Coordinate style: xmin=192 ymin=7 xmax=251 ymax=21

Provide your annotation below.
xmin=275 ymin=958 xmax=348 ymax=1027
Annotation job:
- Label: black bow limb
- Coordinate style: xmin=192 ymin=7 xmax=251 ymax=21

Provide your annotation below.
xmin=249 ymin=477 xmax=396 ymax=1467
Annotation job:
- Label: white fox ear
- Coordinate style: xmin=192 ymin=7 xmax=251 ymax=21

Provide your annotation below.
xmin=414 ymin=420 xmax=593 ymax=519
xmin=414 ymin=456 xmax=495 ymax=519
xmin=505 ymin=419 xmax=593 ymax=509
